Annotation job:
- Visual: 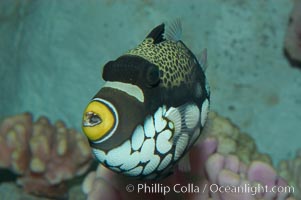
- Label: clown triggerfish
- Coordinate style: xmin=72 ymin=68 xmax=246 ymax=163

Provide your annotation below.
xmin=82 ymin=21 xmax=210 ymax=180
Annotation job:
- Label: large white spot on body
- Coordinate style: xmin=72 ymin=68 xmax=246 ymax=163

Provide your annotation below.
xmin=154 ymin=107 xmax=167 ymax=133
xmin=140 ymin=138 xmax=155 ymax=163
xmin=168 ymin=122 xmax=174 ymax=129
xmin=120 ymin=151 xmax=141 ymax=170
xmin=174 ymin=134 xmax=189 ymax=161
xmin=157 ymin=153 xmax=172 ymax=171
xmin=131 ymin=125 xmax=144 ymax=150
xmin=164 ymin=107 xmax=182 ymax=136
xmin=142 ymin=155 xmax=160 ymax=175
xmin=103 ymin=81 xmax=144 ymax=103
xmin=144 ymin=116 xmax=155 ymax=138
xmin=92 ymin=148 xmax=106 ymax=163
xmin=156 ymin=129 xmax=172 ymax=154
xmin=161 ymin=105 xmax=167 ymax=115
xmin=201 ymin=99 xmax=209 ymax=127
xmin=184 ymin=104 xmax=200 ymax=129
xmin=124 ymin=166 xmax=143 ymax=176
xmin=106 ymin=140 xmax=131 ymax=166
xmin=110 ymin=166 xmax=121 ymax=172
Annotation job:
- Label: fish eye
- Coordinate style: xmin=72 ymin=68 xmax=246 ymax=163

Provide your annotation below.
xmin=146 ymin=64 xmax=160 ymax=87
xmin=82 ymin=98 xmax=118 ymax=143
xmin=89 ymin=113 xmax=102 ymax=125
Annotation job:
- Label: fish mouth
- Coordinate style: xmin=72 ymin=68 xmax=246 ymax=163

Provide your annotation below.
xmin=83 ymin=112 xmax=102 ymax=127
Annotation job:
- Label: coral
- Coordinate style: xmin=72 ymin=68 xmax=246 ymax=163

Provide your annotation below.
xmin=203 ymin=112 xmax=272 ymax=165
xmin=81 ymin=111 xmax=295 ymax=200
xmin=0 ymin=112 xmax=93 ymax=199
xmin=278 ymin=149 xmax=301 ymax=199
xmin=284 ymin=0 xmax=301 ymax=67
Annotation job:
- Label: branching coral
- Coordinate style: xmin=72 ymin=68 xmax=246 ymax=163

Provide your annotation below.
xmin=203 ymin=112 xmax=272 ymax=165
xmin=278 ymin=149 xmax=301 ymax=199
xmin=81 ymin=111 xmax=295 ymax=200
xmin=0 ymin=112 xmax=93 ymax=198
xmin=284 ymin=0 xmax=301 ymax=67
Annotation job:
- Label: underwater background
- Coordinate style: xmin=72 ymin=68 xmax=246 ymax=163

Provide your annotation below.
xmin=0 ymin=0 xmax=300 ymax=199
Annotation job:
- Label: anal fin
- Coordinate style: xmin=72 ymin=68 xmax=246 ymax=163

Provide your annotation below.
xmin=177 ymin=153 xmax=191 ymax=173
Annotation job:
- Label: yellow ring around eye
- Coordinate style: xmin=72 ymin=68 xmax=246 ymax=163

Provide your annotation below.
xmin=82 ymin=101 xmax=115 ymax=141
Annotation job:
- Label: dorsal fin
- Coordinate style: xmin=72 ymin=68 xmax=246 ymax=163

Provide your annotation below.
xmin=200 ymin=48 xmax=208 ymax=71
xmin=146 ymin=23 xmax=165 ymax=44
xmin=164 ymin=19 xmax=182 ymax=41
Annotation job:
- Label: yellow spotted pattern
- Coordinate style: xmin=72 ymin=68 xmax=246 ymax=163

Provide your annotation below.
xmin=126 ymin=38 xmax=196 ymax=88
